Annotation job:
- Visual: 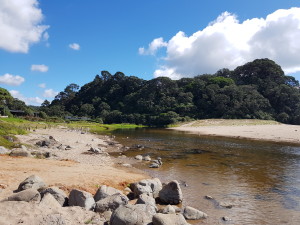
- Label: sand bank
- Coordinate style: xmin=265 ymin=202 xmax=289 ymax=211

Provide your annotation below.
xmin=0 ymin=127 xmax=148 ymax=200
xmin=170 ymin=120 xmax=300 ymax=145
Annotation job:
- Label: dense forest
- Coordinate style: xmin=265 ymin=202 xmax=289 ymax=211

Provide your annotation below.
xmin=1 ymin=58 xmax=300 ymax=126
xmin=37 ymin=58 xmax=300 ymax=126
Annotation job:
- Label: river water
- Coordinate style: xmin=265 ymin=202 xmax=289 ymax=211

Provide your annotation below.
xmin=112 ymin=128 xmax=300 ymax=225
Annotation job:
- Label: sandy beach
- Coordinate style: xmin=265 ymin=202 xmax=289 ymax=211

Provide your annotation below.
xmin=0 ymin=127 xmax=148 ymax=200
xmin=170 ymin=120 xmax=300 ymax=145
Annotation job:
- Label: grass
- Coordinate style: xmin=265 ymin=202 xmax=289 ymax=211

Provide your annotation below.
xmin=0 ymin=117 xmax=144 ymax=148
xmin=185 ymin=119 xmax=280 ymax=127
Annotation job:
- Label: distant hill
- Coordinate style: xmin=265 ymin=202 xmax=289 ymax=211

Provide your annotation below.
xmin=41 ymin=58 xmax=300 ymax=126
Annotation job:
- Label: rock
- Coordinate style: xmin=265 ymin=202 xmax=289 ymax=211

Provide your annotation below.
xmin=205 ymin=195 xmax=213 ymax=200
xmin=39 ymin=193 xmax=61 ymax=209
xmin=9 ymin=148 xmax=31 ymax=157
xmin=94 ymin=193 xmax=129 ymax=213
xmin=183 ymin=206 xmax=207 ymax=220
xmin=131 ymin=178 xmax=162 ymax=198
xmin=4 ymin=189 xmax=41 ymax=202
xmin=152 ymin=213 xmax=189 ymax=225
xmin=31 ymin=150 xmax=51 ymax=159
xmin=65 ymin=145 xmax=72 ymax=150
xmin=17 ymin=175 xmax=46 ymax=192
xmin=159 ymin=180 xmax=183 ymax=205
xmin=41 ymin=187 xmax=68 ymax=206
xmin=68 ymin=189 xmax=95 ymax=210
xmin=136 ymin=193 xmax=156 ymax=207
xmin=162 ymin=205 xmax=176 ymax=214
xmin=110 ymin=204 xmax=156 ymax=225
xmin=0 ymin=146 xmax=10 ymax=154
xmin=121 ymin=163 xmax=132 ymax=167
xmin=149 ymin=157 xmax=163 ymax=168
xmin=88 ymin=147 xmax=102 ymax=154
xmin=135 ymin=155 xmax=143 ymax=160
xmin=36 ymin=140 xmax=51 ymax=147
xmin=219 ymin=202 xmax=234 ymax=209
xmin=143 ymin=155 xmax=151 ymax=161
xmin=94 ymin=185 xmax=122 ymax=202
xmin=0 ymin=201 xmax=105 ymax=225
xmin=222 ymin=216 xmax=231 ymax=221
xmin=21 ymin=145 xmax=27 ymax=151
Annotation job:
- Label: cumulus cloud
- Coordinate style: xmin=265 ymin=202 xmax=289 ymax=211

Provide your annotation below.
xmin=69 ymin=43 xmax=80 ymax=50
xmin=31 ymin=64 xmax=49 ymax=72
xmin=38 ymin=83 xmax=46 ymax=88
xmin=0 ymin=73 xmax=25 ymax=86
xmin=0 ymin=0 xmax=49 ymax=53
xmin=139 ymin=37 xmax=168 ymax=55
xmin=43 ymin=89 xmax=58 ymax=98
xmin=140 ymin=8 xmax=300 ymax=78
xmin=9 ymin=90 xmax=43 ymax=105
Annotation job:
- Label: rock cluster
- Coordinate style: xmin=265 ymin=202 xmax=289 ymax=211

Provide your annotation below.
xmin=0 ymin=175 xmax=208 ymax=225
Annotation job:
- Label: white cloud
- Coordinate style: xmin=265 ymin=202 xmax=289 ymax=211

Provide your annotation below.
xmin=141 ymin=8 xmax=300 ymax=79
xmin=9 ymin=90 xmax=43 ymax=105
xmin=43 ymin=89 xmax=58 ymax=98
xmin=69 ymin=43 xmax=80 ymax=50
xmin=38 ymin=83 xmax=46 ymax=88
xmin=0 ymin=0 xmax=49 ymax=53
xmin=139 ymin=37 xmax=167 ymax=55
xmin=31 ymin=64 xmax=49 ymax=72
xmin=0 ymin=73 xmax=25 ymax=86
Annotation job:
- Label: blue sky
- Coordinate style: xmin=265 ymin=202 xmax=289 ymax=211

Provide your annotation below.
xmin=0 ymin=0 xmax=300 ymax=105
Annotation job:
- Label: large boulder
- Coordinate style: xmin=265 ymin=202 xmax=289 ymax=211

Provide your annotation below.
xmin=9 ymin=148 xmax=31 ymax=157
xmin=136 ymin=193 xmax=156 ymax=207
xmin=68 ymin=189 xmax=95 ymax=210
xmin=39 ymin=193 xmax=62 ymax=209
xmin=152 ymin=213 xmax=189 ymax=225
xmin=94 ymin=185 xmax=122 ymax=202
xmin=17 ymin=175 xmax=46 ymax=192
xmin=110 ymin=204 xmax=156 ymax=225
xmin=4 ymin=189 xmax=41 ymax=202
xmin=183 ymin=206 xmax=207 ymax=220
xmin=40 ymin=187 xmax=68 ymax=206
xmin=94 ymin=193 xmax=129 ymax=213
xmin=131 ymin=178 xmax=162 ymax=198
xmin=159 ymin=180 xmax=183 ymax=205
xmin=161 ymin=205 xmax=176 ymax=214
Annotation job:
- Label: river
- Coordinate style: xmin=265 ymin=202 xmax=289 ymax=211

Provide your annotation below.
xmin=112 ymin=128 xmax=300 ymax=225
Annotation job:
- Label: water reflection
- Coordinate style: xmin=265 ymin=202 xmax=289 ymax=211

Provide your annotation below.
xmin=113 ymin=128 xmax=300 ymax=224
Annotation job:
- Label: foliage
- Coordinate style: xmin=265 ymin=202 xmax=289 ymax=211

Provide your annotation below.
xmin=37 ymin=59 xmax=300 ymax=126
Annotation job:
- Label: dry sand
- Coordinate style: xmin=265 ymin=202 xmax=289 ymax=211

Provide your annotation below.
xmin=170 ymin=120 xmax=300 ymax=144
xmin=0 ymin=127 xmax=148 ymax=200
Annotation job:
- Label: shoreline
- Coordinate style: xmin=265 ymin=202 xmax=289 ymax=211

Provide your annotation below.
xmin=169 ymin=122 xmax=300 ymax=145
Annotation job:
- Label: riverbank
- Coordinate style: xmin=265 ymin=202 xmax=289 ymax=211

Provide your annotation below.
xmin=0 ymin=127 xmax=148 ymax=200
xmin=169 ymin=119 xmax=300 ymax=145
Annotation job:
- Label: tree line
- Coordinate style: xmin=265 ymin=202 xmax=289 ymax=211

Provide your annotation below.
xmin=2 ymin=58 xmax=300 ymax=126
xmin=40 ymin=59 xmax=300 ymax=126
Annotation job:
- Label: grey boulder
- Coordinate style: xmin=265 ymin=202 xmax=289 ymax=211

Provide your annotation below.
xmin=4 ymin=189 xmax=41 ymax=202
xmin=94 ymin=185 xmax=122 ymax=202
xmin=152 ymin=213 xmax=189 ymax=225
xmin=110 ymin=204 xmax=156 ymax=225
xmin=159 ymin=180 xmax=183 ymax=205
xmin=68 ymin=189 xmax=95 ymax=210
xmin=131 ymin=178 xmax=162 ymax=198
xmin=162 ymin=205 xmax=176 ymax=214
xmin=183 ymin=206 xmax=207 ymax=220
xmin=39 ymin=193 xmax=62 ymax=209
xmin=41 ymin=186 xmax=68 ymax=206
xmin=0 ymin=146 xmax=10 ymax=154
xmin=17 ymin=175 xmax=46 ymax=192
xmin=9 ymin=148 xmax=31 ymax=157
xmin=136 ymin=193 xmax=156 ymax=207
xmin=94 ymin=193 xmax=129 ymax=213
